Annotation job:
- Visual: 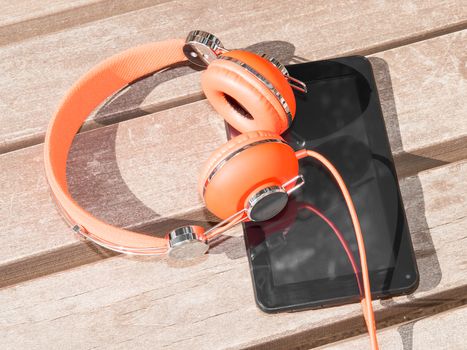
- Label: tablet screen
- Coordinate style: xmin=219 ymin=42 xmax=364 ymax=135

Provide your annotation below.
xmin=233 ymin=57 xmax=418 ymax=311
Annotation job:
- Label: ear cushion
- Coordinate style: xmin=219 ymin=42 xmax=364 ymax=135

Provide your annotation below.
xmin=201 ymin=50 xmax=296 ymax=135
xmin=199 ymin=130 xmax=299 ymax=220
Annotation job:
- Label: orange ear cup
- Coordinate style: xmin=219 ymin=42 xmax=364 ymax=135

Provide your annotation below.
xmin=201 ymin=50 xmax=296 ymax=134
xmin=199 ymin=130 xmax=299 ymax=220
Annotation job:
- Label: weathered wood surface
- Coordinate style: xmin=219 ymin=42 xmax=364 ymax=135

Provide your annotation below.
xmin=0 ymin=104 xmax=224 ymax=269
xmin=1 ymin=0 xmax=100 ymax=27
xmin=0 ymin=0 xmax=171 ymax=46
xmin=1 ymin=1 xmax=466 ymax=348
xmin=0 ymin=160 xmax=465 ymax=349
xmin=321 ymin=305 xmax=467 ymax=350
xmin=369 ymin=31 xmax=466 ymax=177
xmin=1 ymin=30 xmax=466 ymax=285
xmin=1 ymin=0 xmax=466 ymax=153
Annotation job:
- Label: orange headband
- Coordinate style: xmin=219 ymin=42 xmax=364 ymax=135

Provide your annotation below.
xmin=44 ymin=39 xmax=188 ymax=253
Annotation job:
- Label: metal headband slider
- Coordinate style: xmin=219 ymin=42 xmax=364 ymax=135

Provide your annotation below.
xmin=167 ymin=225 xmax=209 ymax=260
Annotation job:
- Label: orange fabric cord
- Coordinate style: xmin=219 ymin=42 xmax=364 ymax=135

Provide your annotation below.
xmin=44 ymin=39 xmax=187 ymax=251
xmin=296 ymin=149 xmax=379 ymax=350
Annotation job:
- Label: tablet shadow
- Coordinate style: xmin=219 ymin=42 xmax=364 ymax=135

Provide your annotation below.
xmin=370 ymin=57 xmax=442 ymax=350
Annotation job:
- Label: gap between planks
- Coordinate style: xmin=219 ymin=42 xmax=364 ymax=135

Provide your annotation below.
xmin=0 ymin=207 xmax=216 ymax=289
xmin=1 ymin=30 xmax=466 ymax=289
xmin=319 ymin=304 xmax=467 ymax=349
xmin=0 ymin=0 xmax=174 ymax=47
xmin=0 ymin=152 xmax=461 ymax=288
xmin=2 ymin=24 xmax=466 ymax=156
xmin=0 ymin=3 xmax=465 ymax=348
xmin=344 ymin=19 xmax=467 ymax=57
xmin=0 ymin=159 xmax=465 ymax=349
xmin=245 ymin=284 xmax=467 ymax=350
xmin=1 ymin=1 xmax=466 ymax=155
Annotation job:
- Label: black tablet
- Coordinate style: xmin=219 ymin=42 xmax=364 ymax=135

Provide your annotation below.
xmin=227 ymin=56 xmax=419 ymax=312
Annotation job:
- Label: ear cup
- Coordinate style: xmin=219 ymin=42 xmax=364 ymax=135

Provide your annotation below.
xmin=201 ymin=50 xmax=296 ymax=135
xmin=199 ymin=130 xmax=299 ymax=220
xmin=198 ymin=130 xmax=278 ymax=194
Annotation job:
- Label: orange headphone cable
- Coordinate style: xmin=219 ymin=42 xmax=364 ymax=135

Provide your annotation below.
xmin=299 ymin=203 xmax=363 ymax=295
xmin=296 ymin=149 xmax=379 ymax=350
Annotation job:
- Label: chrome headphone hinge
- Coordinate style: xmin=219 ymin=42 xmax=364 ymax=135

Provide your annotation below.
xmin=282 ymin=174 xmax=305 ymax=194
xmin=259 ymin=53 xmax=308 ymax=93
xmin=286 ymin=75 xmax=308 ymax=93
xmin=185 ymin=31 xmax=308 ymax=93
xmin=184 ymin=30 xmax=228 ymax=67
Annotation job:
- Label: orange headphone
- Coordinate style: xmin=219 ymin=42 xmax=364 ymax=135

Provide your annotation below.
xmin=44 ymin=31 xmax=379 ymax=349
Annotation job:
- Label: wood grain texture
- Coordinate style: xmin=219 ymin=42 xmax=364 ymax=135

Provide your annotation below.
xmin=370 ymin=30 xmax=467 ymax=177
xmin=1 ymin=2 xmax=466 ymax=347
xmin=0 ymin=0 xmax=466 ymax=153
xmin=320 ymin=305 xmax=467 ymax=350
xmin=0 ymin=30 xmax=465 ymax=279
xmin=0 ymin=104 xmax=224 ymax=267
xmin=0 ymin=0 xmax=100 ymax=26
xmin=0 ymin=160 xmax=465 ymax=350
xmin=0 ymin=0 xmax=173 ymax=46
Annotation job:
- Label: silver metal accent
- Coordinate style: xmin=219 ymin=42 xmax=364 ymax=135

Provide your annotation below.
xmin=247 ymin=186 xmax=283 ymax=209
xmin=259 ymin=53 xmax=307 ymax=93
xmin=184 ymin=30 xmax=227 ymax=67
xmin=184 ymin=30 xmax=307 ymax=93
xmin=259 ymin=53 xmax=289 ymax=76
xmin=219 ymin=56 xmax=293 ymax=126
xmin=202 ymin=138 xmax=288 ymax=195
xmin=168 ymin=225 xmax=209 ymax=260
xmin=246 ymin=186 xmax=288 ymax=221
xmin=68 ymin=174 xmax=305 ymax=256
xmin=286 ymin=75 xmax=308 ymax=93
xmin=282 ymin=174 xmax=305 ymax=195
xmin=204 ymin=209 xmax=247 ymax=239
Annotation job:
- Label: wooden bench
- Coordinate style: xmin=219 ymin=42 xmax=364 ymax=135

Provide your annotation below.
xmin=0 ymin=1 xmax=466 ymax=349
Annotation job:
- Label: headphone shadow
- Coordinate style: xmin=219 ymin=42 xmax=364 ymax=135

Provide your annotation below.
xmin=66 ymin=45 xmax=444 ymax=324
xmin=369 ymin=57 xmax=442 ymax=350
xmin=65 ymin=40 xmax=446 ymax=346
xmin=66 ymin=40 xmax=298 ymax=263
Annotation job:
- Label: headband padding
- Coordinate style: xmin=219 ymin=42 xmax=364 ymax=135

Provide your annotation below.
xmin=201 ymin=50 xmax=295 ymax=135
xmin=44 ymin=39 xmax=187 ymax=249
xmin=199 ymin=130 xmax=299 ymax=219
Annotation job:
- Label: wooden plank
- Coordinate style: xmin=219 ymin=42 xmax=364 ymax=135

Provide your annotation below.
xmin=0 ymin=160 xmax=465 ymax=350
xmin=320 ymin=305 xmax=467 ymax=349
xmin=371 ymin=30 xmax=467 ymax=178
xmin=0 ymin=105 xmax=223 ymax=268
xmin=0 ymin=0 xmax=466 ymax=153
xmin=0 ymin=0 xmax=101 ymax=27
xmin=0 ymin=0 xmax=173 ymax=46
xmin=0 ymin=30 xmax=466 ymax=281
